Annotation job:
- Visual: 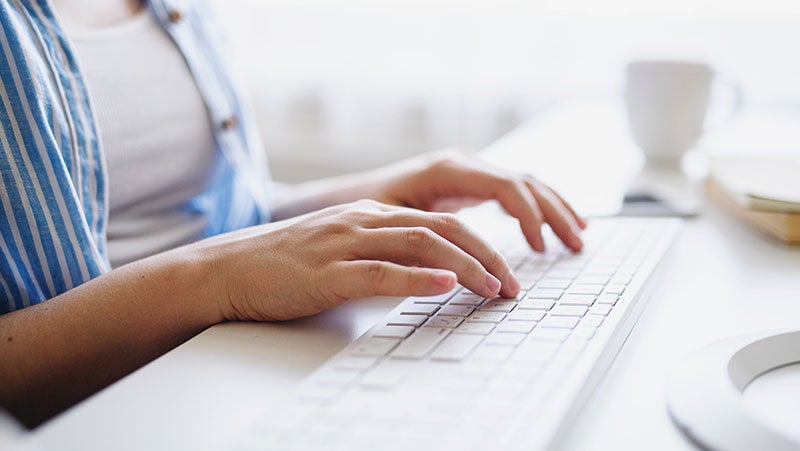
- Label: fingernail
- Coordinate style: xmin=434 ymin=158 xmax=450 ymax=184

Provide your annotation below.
xmin=536 ymin=235 xmax=546 ymax=252
xmin=432 ymin=270 xmax=456 ymax=287
xmin=570 ymin=227 xmax=584 ymax=251
xmin=485 ymin=274 xmax=501 ymax=294
xmin=506 ymin=273 xmax=521 ymax=293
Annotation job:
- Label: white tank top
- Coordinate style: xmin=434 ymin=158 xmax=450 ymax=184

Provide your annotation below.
xmin=68 ymin=10 xmax=217 ymax=268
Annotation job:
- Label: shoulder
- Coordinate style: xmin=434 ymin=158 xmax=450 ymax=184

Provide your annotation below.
xmin=0 ymin=0 xmax=110 ymax=315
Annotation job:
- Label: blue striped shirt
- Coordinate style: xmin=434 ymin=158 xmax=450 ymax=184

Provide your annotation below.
xmin=0 ymin=0 xmax=272 ymax=314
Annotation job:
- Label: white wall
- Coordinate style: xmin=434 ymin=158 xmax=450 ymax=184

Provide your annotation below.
xmin=217 ymin=0 xmax=800 ymax=181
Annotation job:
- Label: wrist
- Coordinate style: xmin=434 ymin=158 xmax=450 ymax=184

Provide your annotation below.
xmin=152 ymin=245 xmax=229 ymax=328
xmin=364 ymin=156 xmax=427 ymax=207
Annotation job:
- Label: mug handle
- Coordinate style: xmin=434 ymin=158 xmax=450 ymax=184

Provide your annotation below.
xmin=703 ymin=78 xmax=743 ymax=131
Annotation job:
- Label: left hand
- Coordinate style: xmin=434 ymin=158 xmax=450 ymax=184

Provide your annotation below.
xmin=372 ymin=148 xmax=587 ymax=252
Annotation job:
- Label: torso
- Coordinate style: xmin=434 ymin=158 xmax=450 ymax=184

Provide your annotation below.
xmin=0 ymin=0 xmax=269 ymax=311
xmin=50 ymin=0 xmax=143 ymax=29
xmin=58 ymin=2 xmax=217 ymax=267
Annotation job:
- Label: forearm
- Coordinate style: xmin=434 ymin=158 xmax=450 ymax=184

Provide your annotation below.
xmin=270 ymin=156 xmax=428 ymax=220
xmin=271 ymin=172 xmax=385 ymax=221
xmin=0 ymin=247 xmax=223 ymax=427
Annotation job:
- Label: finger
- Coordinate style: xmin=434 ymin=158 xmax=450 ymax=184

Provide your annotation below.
xmin=365 ymin=211 xmax=520 ymax=297
xmin=530 ymin=178 xmax=588 ymax=230
xmin=349 ymin=198 xmax=403 ymax=213
xmin=429 ymin=197 xmax=484 ymax=213
xmin=431 ymin=169 xmax=547 ymax=252
xmin=334 ymin=260 xmax=457 ymax=298
xmin=553 ymin=190 xmax=588 ymax=229
xmin=525 ymin=179 xmax=584 ymax=252
xmin=414 ymin=161 xmax=548 ymax=252
xmin=492 ymin=178 xmax=547 ymax=253
xmin=352 ymin=227 xmax=504 ymax=298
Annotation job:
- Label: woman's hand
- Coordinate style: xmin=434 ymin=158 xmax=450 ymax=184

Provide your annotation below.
xmin=256 ymin=148 xmax=586 ymax=321
xmin=372 ymin=149 xmax=587 ymax=252
xmin=204 ymin=200 xmax=520 ymax=322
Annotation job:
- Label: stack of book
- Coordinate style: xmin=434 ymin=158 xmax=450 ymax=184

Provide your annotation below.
xmin=707 ymin=157 xmax=800 ymax=244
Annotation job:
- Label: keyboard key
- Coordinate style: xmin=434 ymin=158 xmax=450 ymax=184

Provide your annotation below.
xmin=425 ymin=316 xmax=464 ymax=328
xmin=559 ymin=294 xmax=595 ymax=306
xmin=546 ymin=269 xmax=579 ymax=279
xmin=529 ymin=327 xmax=571 ymax=342
xmin=540 ymin=316 xmax=579 ymax=329
xmin=518 ymin=258 xmax=547 ymax=268
xmin=575 ymin=275 xmax=609 ymax=285
xmin=334 ymin=356 xmax=378 ymax=372
xmin=408 ymin=287 xmax=460 ymax=305
xmin=552 ymin=349 xmax=582 ymax=367
xmin=360 ymin=373 xmax=404 ymax=389
xmin=508 ymin=310 xmax=545 ymax=322
xmin=614 ymin=269 xmax=636 ymax=278
xmin=516 ymin=268 xmax=545 ymax=279
xmin=589 ymin=305 xmax=612 ymax=316
xmin=567 ymin=284 xmax=604 ymax=295
xmin=562 ymin=335 xmax=590 ymax=352
xmin=593 ymin=257 xmax=623 ymax=266
xmin=496 ymin=320 xmax=536 ymax=334
xmin=554 ymin=259 xmax=588 ymax=269
xmin=505 ymin=291 xmax=529 ymax=302
xmin=517 ymin=279 xmax=538 ymax=290
xmin=351 ymin=337 xmax=401 ymax=357
xmin=391 ymin=328 xmax=451 ymax=359
xmin=604 ymin=284 xmax=626 ymax=295
xmin=609 ymin=275 xmax=632 ymax=285
xmin=582 ymin=265 xmax=616 ymax=277
xmin=455 ymin=322 xmax=495 ymax=335
xmin=618 ymin=264 xmax=639 ymax=274
xmin=360 ymin=363 xmax=408 ymax=389
xmin=374 ymin=325 xmax=415 ymax=339
xmin=550 ymin=306 xmax=588 ymax=317
xmin=595 ymin=294 xmax=619 ymax=305
xmin=438 ymin=305 xmax=475 ymax=317
xmin=518 ymin=298 xmax=555 ymax=310
xmin=536 ymin=278 xmax=572 ymax=289
xmin=431 ymin=334 xmax=484 ymax=361
xmin=387 ymin=314 xmax=427 ymax=327
xmin=471 ymin=343 xmax=516 ymax=361
xmin=467 ymin=311 xmax=506 ymax=323
xmin=572 ymin=326 xmax=597 ymax=340
xmin=519 ymin=257 xmax=551 ymax=267
xmin=312 ymin=370 xmax=360 ymax=388
xmin=516 ymin=340 xmax=560 ymax=361
xmin=296 ymin=385 xmax=341 ymax=401
xmin=449 ymin=293 xmax=485 ymax=306
xmin=528 ymin=288 xmax=563 ymax=299
xmin=401 ymin=304 xmax=440 ymax=316
xmin=479 ymin=300 xmax=517 ymax=313
xmin=484 ymin=333 xmax=526 ymax=346
xmin=581 ymin=314 xmax=605 ymax=327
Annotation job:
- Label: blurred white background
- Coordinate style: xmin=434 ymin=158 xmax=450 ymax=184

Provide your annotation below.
xmin=216 ymin=0 xmax=800 ymax=182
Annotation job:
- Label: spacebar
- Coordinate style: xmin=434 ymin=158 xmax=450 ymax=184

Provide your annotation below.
xmin=391 ymin=328 xmax=451 ymax=359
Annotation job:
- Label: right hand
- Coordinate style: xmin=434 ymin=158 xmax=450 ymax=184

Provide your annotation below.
xmin=199 ymin=199 xmax=520 ymax=321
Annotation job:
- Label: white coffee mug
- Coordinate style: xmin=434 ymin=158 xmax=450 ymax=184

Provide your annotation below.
xmin=625 ymin=60 xmax=740 ymax=167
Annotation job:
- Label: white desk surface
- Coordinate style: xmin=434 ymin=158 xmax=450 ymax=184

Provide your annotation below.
xmin=32 ymin=104 xmax=800 ymax=451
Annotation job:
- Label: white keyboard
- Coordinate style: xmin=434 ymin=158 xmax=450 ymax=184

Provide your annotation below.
xmin=236 ymin=217 xmax=682 ymax=451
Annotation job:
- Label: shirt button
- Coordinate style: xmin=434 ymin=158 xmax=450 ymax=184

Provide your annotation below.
xmin=221 ymin=116 xmax=238 ymax=130
xmin=168 ymin=9 xmax=183 ymax=23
